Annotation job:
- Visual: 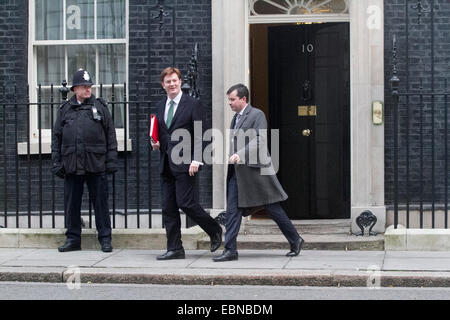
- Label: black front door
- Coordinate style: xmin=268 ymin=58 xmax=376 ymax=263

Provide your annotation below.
xmin=268 ymin=23 xmax=350 ymax=219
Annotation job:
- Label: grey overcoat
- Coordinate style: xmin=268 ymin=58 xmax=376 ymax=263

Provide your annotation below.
xmin=227 ymin=105 xmax=288 ymax=208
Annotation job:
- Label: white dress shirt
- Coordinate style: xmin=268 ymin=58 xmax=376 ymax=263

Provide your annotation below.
xmin=164 ymin=91 xmax=183 ymax=123
xmin=164 ymin=91 xmax=203 ymax=166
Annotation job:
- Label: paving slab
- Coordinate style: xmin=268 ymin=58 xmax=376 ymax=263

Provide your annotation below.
xmin=94 ymin=250 xmax=209 ymax=268
xmin=385 ymin=251 xmax=450 ymax=259
xmin=284 ymin=250 xmax=385 ymax=270
xmin=291 ymin=250 xmax=385 ymax=259
xmin=0 ymin=248 xmax=118 ymax=268
xmin=382 ymin=257 xmax=450 ymax=272
xmin=14 ymin=248 xmax=118 ymax=260
xmin=191 ymin=250 xmax=291 ymax=269
xmin=0 ymin=248 xmax=39 ymax=258
xmin=2 ymin=259 xmax=105 ymax=268
xmin=0 ymin=249 xmax=40 ymax=265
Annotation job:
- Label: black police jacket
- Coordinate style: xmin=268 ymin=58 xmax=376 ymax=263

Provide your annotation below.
xmin=51 ymin=94 xmax=118 ymax=177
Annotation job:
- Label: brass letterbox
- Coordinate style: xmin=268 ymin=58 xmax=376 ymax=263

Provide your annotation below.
xmin=298 ymin=105 xmax=316 ymax=117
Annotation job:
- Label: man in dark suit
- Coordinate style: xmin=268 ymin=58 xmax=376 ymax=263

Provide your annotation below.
xmin=213 ymin=83 xmax=304 ymax=262
xmin=151 ymin=67 xmax=222 ymax=260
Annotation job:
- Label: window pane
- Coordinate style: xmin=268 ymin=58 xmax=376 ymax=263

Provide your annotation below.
xmin=35 ymin=0 xmax=63 ymax=40
xmin=98 ymin=87 xmax=124 ymax=129
xmin=97 ymin=0 xmax=126 ymax=39
xmin=66 ymin=0 xmax=95 ymax=40
xmin=36 ymin=46 xmax=65 ymax=86
xmin=67 ymin=45 xmax=96 ymax=85
xmin=98 ymin=44 xmax=126 ymax=84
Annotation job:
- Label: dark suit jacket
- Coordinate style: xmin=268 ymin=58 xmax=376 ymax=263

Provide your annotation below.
xmin=155 ymin=93 xmax=204 ymax=175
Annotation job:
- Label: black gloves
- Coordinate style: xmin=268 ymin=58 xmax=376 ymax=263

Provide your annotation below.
xmin=106 ymin=167 xmax=117 ymax=175
xmin=54 ymin=165 xmax=65 ymax=179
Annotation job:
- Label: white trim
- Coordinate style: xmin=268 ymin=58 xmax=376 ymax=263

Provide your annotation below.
xmin=17 ymin=139 xmax=133 ymax=155
xmin=95 ymin=46 xmax=99 ymax=93
xmin=33 ymin=39 xmax=127 ymax=46
xmin=24 ymin=0 xmax=131 ymax=153
xmin=249 ymin=0 xmax=350 ymax=16
xmin=63 ymin=0 xmax=67 ymax=41
xmin=125 ymin=0 xmax=130 ymax=144
xmin=248 ymin=13 xmax=350 ymax=24
xmin=94 ymin=0 xmax=97 ymax=40
xmin=245 ymin=0 xmax=250 ymax=90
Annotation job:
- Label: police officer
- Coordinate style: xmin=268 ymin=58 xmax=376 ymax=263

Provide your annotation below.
xmin=51 ymin=69 xmax=118 ymax=253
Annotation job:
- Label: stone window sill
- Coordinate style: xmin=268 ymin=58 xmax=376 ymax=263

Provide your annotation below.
xmin=17 ymin=139 xmax=133 ymax=155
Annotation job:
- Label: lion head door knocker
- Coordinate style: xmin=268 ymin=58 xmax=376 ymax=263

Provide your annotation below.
xmin=301 ymin=80 xmax=312 ymax=103
xmin=355 ymin=210 xmax=378 ymax=236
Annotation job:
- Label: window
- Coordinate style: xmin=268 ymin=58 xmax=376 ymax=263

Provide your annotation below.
xmin=249 ymin=0 xmax=349 ymax=16
xmin=27 ymin=0 xmax=128 ymax=150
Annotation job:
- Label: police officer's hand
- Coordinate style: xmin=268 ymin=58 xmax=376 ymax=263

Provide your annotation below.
xmin=55 ymin=167 xmax=65 ymax=179
xmin=106 ymin=167 xmax=117 ymax=175
xmin=151 ymin=141 xmax=160 ymax=150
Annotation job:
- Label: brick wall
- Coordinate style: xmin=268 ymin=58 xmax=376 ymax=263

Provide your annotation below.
xmin=0 ymin=0 xmax=213 ymax=222
xmin=0 ymin=0 xmax=29 ymax=222
xmin=0 ymin=0 xmax=27 ymax=92
xmin=384 ymin=0 xmax=450 ymax=204
xmin=127 ymin=0 xmax=213 ymax=211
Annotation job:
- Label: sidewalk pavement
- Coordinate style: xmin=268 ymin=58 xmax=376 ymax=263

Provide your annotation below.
xmin=1 ymin=248 xmax=450 ymax=287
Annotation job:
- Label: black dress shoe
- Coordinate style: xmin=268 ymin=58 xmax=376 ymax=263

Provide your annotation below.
xmin=58 ymin=241 xmax=81 ymax=252
xmin=213 ymin=250 xmax=238 ymax=262
xmin=156 ymin=248 xmax=185 ymax=260
xmin=210 ymin=228 xmax=223 ymax=252
xmin=101 ymin=241 xmax=113 ymax=253
xmin=286 ymin=237 xmax=304 ymax=257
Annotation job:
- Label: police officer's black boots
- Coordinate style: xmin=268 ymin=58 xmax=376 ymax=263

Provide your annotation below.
xmin=58 ymin=240 xmax=81 ymax=252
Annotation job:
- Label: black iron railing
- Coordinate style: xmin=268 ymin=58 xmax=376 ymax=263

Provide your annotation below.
xmin=1 ymin=0 xmax=204 ymax=230
xmin=0 ymin=74 xmax=201 ymax=229
xmin=389 ymin=0 xmax=449 ymax=229
xmin=390 ymin=88 xmax=449 ymax=229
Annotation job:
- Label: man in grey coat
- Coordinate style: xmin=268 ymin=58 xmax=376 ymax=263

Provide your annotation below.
xmin=213 ymin=84 xmax=304 ymax=262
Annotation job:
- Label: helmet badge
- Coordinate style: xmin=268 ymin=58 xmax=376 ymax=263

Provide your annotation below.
xmin=83 ymin=71 xmax=90 ymax=81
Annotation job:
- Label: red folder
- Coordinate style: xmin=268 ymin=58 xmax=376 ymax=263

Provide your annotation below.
xmin=149 ymin=114 xmax=159 ymax=144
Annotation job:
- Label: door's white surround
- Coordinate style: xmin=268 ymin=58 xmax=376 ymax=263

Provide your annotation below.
xmin=211 ymin=0 xmax=385 ymax=234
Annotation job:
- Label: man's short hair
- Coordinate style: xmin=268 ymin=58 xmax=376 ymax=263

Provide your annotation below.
xmin=161 ymin=67 xmax=181 ymax=82
xmin=227 ymin=83 xmax=249 ymax=102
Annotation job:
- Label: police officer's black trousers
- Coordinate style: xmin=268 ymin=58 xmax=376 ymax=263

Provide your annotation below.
xmin=64 ymin=174 xmax=112 ymax=244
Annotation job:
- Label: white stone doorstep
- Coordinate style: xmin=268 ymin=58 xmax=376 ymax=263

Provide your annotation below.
xmin=385 ymin=227 xmax=450 ymax=251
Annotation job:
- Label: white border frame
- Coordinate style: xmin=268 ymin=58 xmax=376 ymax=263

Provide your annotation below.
xmin=25 ymin=0 xmax=130 ymax=153
xmin=212 ymin=0 xmax=385 ymax=234
xmin=248 ymin=13 xmax=350 ymax=24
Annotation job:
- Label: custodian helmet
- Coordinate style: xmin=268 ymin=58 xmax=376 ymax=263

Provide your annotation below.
xmin=70 ymin=69 xmax=94 ymax=91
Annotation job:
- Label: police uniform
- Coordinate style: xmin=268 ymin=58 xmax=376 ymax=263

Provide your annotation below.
xmin=51 ymin=69 xmax=118 ymax=252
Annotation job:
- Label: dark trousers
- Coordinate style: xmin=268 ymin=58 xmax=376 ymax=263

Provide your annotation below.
xmin=64 ymin=174 xmax=111 ymax=244
xmin=161 ymin=157 xmax=221 ymax=251
xmin=225 ymin=171 xmax=300 ymax=253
